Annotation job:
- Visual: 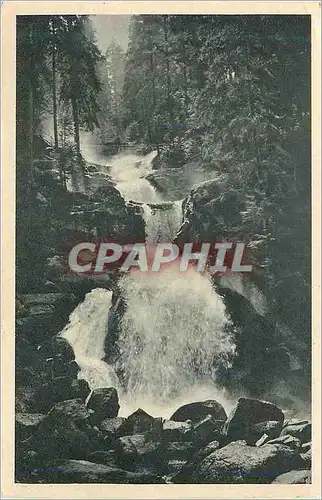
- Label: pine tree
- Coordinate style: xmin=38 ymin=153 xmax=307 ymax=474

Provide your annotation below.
xmin=58 ymin=15 xmax=102 ymax=191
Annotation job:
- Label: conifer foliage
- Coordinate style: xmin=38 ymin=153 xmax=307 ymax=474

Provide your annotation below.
xmin=121 ymin=15 xmax=311 ymax=345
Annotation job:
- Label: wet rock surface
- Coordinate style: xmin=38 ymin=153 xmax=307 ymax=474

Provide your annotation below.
xmin=272 ymin=469 xmax=311 ymax=484
xmin=223 ymin=398 xmax=284 ymax=442
xmin=17 ymin=459 xmax=165 ymax=484
xmin=170 ymin=400 xmax=227 ymax=423
xmin=280 ymin=421 xmax=311 ymax=442
xmin=145 ymin=162 xmax=213 ymax=201
xmin=86 ymin=388 xmax=120 ymax=423
xmin=117 ymin=408 xmax=160 ymax=437
xmin=15 ymin=413 xmax=47 ymax=441
xmin=177 ymin=440 xmax=301 ymax=484
xmin=99 ymin=417 xmax=125 ymax=439
xmin=15 ymin=394 xmax=311 ymax=484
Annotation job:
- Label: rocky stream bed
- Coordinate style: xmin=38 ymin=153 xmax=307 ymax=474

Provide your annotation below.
xmin=15 ymin=338 xmax=311 ymax=485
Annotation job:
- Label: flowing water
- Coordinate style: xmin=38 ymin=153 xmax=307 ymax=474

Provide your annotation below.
xmin=109 ymin=150 xmax=160 ymax=204
xmin=61 ymin=143 xmax=236 ymax=417
xmin=117 ymin=269 xmax=235 ymax=415
xmin=61 ymin=288 xmax=121 ymax=391
xmin=143 ymin=200 xmax=184 ymax=244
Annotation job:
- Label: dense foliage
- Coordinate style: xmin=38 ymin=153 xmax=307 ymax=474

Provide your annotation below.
xmin=16 ymin=15 xmax=104 ymax=288
xmin=121 ymin=15 xmax=311 ymax=353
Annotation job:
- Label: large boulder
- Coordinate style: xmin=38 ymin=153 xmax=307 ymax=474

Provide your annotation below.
xmin=223 ymin=398 xmax=284 ymax=442
xmin=213 ymin=285 xmax=293 ymax=397
xmin=32 ymin=418 xmax=102 ymax=461
xmin=170 ymin=400 xmax=227 ymax=423
xmin=174 ymin=440 xmax=220 ymax=483
xmin=47 ymin=398 xmax=91 ymax=425
xmin=99 ymin=417 xmax=125 ymax=440
xmin=280 ymin=422 xmax=311 ymax=443
xmin=114 ymin=434 xmax=161 ymax=471
xmin=19 ymin=459 xmax=165 ymax=483
xmin=158 ymin=441 xmax=196 ymax=464
xmin=35 ymin=377 xmax=90 ymax=413
xmin=86 ymin=387 xmax=119 ymax=423
xmin=15 ymin=413 xmax=46 ymax=441
xmin=37 ymin=336 xmax=75 ymax=363
xmin=265 ymin=435 xmax=302 ymax=451
xmin=183 ymin=440 xmax=300 ymax=484
xmin=188 ymin=415 xmax=225 ymax=446
xmin=157 ymin=441 xmax=196 ymax=477
xmin=272 ymin=469 xmax=311 ymax=484
xmin=86 ymin=185 xmax=146 ymax=244
xmin=162 ymin=420 xmax=193 ymax=442
xmin=39 ymin=358 xmax=81 ymax=380
xmin=117 ymin=408 xmax=162 ymax=437
xmin=25 ymin=400 xmax=104 ymax=462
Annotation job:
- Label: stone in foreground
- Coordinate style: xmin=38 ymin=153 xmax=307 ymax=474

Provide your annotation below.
xmin=185 ymin=440 xmax=300 ymax=484
xmin=19 ymin=459 xmax=165 ymax=483
xmin=47 ymin=398 xmax=90 ymax=424
xmin=272 ymin=469 xmax=311 ymax=484
xmin=280 ymin=422 xmax=311 ymax=443
xmin=86 ymin=387 xmax=119 ymax=423
xmin=117 ymin=408 xmax=158 ymax=436
xmin=174 ymin=440 xmax=220 ymax=482
xmin=15 ymin=413 xmax=46 ymax=441
xmin=162 ymin=420 xmax=192 ymax=441
xmin=224 ymin=398 xmax=284 ymax=442
xmin=170 ymin=400 xmax=227 ymax=423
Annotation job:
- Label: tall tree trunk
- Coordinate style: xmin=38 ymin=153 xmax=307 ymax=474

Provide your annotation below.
xmin=72 ymin=96 xmax=80 ymax=154
xmin=163 ymin=16 xmax=172 ymax=125
xmin=71 ymin=95 xmax=86 ymax=192
xmin=51 ymin=40 xmax=65 ymax=187
xmin=183 ymin=62 xmax=188 ymax=111
xmin=52 ymin=47 xmax=59 ymax=150
xmin=149 ymin=50 xmax=160 ymax=153
xmin=16 ymin=18 xmax=34 ymax=195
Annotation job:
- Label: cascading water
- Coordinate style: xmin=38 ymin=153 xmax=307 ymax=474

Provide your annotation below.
xmin=143 ymin=200 xmax=184 ymax=244
xmin=109 ymin=150 xmax=161 ymax=203
xmin=61 ymin=288 xmax=121 ymax=391
xmin=117 ymin=269 xmax=235 ymax=415
xmin=61 ymin=146 xmax=236 ymax=416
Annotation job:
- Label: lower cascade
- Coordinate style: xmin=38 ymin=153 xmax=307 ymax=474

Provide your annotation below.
xmin=117 ymin=269 xmax=235 ymax=415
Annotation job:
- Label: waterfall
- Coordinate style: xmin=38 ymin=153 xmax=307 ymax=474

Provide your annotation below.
xmin=109 ymin=150 xmax=160 ymax=203
xmin=61 ymin=145 xmax=236 ymax=416
xmin=143 ymin=200 xmax=183 ymax=244
xmin=61 ymin=288 xmax=121 ymax=391
xmin=117 ymin=269 xmax=235 ymax=415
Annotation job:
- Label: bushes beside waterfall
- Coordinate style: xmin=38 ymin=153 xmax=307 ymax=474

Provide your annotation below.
xmin=121 ymin=14 xmax=311 ymax=354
